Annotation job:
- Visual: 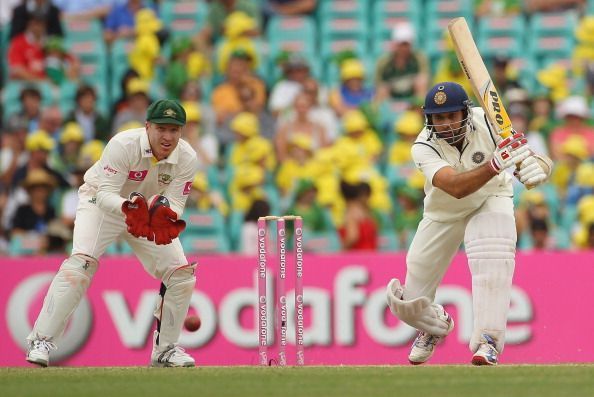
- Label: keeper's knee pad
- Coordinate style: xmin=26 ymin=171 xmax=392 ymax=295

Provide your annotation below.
xmin=465 ymin=211 xmax=515 ymax=353
xmin=154 ymin=263 xmax=197 ymax=348
xmin=28 ymin=255 xmax=98 ymax=341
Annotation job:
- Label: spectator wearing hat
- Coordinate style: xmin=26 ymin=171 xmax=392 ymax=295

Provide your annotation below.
xmin=165 ymin=37 xmax=211 ymax=99
xmin=7 ymin=10 xmax=48 ymax=81
xmin=335 ymin=110 xmax=382 ymax=163
xmin=0 ymin=116 xmax=30 ymax=187
xmin=220 ymin=85 xmax=276 ymax=149
xmin=128 ymin=8 xmax=165 ymax=81
xmin=269 ymin=54 xmax=311 ymax=117
xmin=375 ymin=22 xmax=429 ymax=100
xmin=112 ymin=78 xmax=152 ymax=134
xmin=55 ymin=122 xmax=85 ymax=178
xmin=329 ymin=59 xmax=382 ymax=117
xmin=386 ymin=110 xmax=423 ymax=187
xmin=227 ymin=112 xmax=275 ymax=173
xmin=44 ymin=35 xmax=80 ymax=86
xmin=9 ymin=168 xmax=59 ymax=253
xmin=9 ymin=0 xmax=63 ymax=39
xmin=286 ymin=178 xmax=328 ymax=233
xmin=572 ymin=195 xmax=594 ymax=249
xmin=64 ymin=85 xmax=110 ymax=142
xmin=181 ymin=101 xmax=219 ymax=170
xmin=185 ymin=171 xmax=229 ymax=216
xmin=551 ymin=135 xmax=589 ymax=199
xmin=217 ymin=11 xmax=260 ymax=75
xmin=550 ymin=96 xmax=594 ymax=160
xmin=515 ymin=190 xmax=556 ymax=251
xmin=275 ymin=92 xmax=329 ymax=162
xmin=211 ymin=52 xmax=267 ymax=125
xmin=392 ymin=184 xmax=423 ymax=250
xmin=275 ymin=133 xmax=316 ymax=196
xmin=199 ymin=0 xmax=261 ymax=46
xmin=228 ymin=163 xmax=267 ymax=212
xmin=10 ymin=130 xmax=69 ymax=190
xmin=433 ymin=32 xmax=474 ymax=96
xmin=112 ymin=69 xmax=141 ymax=115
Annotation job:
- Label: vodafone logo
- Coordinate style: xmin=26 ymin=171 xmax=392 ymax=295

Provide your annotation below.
xmin=6 ymin=273 xmax=92 ymax=363
xmin=182 ymin=181 xmax=192 ymax=195
xmin=128 ymin=170 xmax=148 ymax=181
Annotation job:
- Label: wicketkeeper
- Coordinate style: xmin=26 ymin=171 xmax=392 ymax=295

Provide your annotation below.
xmin=26 ymin=99 xmax=199 ymax=367
xmin=386 ymin=82 xmax=552 ymax=365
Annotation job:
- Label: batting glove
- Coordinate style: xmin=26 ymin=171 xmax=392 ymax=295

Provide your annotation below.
xmin=489 ymin=132 xmax=531 ymax=173
xmin=513 ymin=154 xmax=552 ymax=187
xmin=148 ymin=195 xmax=186 ymax=245
xmin=121 ymin=192 xmax=152 ymax=239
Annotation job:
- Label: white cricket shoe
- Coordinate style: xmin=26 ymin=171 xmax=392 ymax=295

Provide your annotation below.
xmin=408 ymin=314 xmax=454 ymax=365
xmin=472 ymin=334 xmax=499 ymax=366
xmin=26 ymin=339 xmax=57 ymax=367
xmin=151 ymin=344 xmax=195 ymax=367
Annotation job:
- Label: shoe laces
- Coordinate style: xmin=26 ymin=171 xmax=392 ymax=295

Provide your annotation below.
xmin=31 ymin=339 xmax=57 ymax=353
xmin=414 ymin=332 xmax=441 ymax=349
xmin=478 ymin=335 xmax=498 ymax=354
xmin=159 ymin=344 xmax=188 ymax=361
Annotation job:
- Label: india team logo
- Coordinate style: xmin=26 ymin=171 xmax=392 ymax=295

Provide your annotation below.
xmin=128 ymin=170 xmax=148 ymax=181
xmin=434 ymin=91 xmax=447 ymax=105
xmin=472 ymin=151 xmax=485 ymax=164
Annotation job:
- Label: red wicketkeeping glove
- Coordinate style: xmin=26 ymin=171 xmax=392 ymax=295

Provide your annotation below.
xmin=121 ymin=192 xmax=152 ymax=239
xmin=148 ymin=195 xmax=186 ymax=245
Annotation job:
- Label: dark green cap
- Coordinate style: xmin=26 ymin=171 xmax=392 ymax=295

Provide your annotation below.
xmin=146 ymin=99 xmax=186 ymax=126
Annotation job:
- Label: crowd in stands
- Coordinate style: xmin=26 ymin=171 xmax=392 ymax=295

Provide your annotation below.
xmin=1 ymin=0 xmax=594 ymax=256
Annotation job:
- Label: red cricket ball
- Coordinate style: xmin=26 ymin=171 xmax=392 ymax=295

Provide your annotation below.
xmin=184 ymin=315 xmax=201 ymax=332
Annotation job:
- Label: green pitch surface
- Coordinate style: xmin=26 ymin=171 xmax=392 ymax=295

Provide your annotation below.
xmin=2 ymin=365 xmax=594 ymax=397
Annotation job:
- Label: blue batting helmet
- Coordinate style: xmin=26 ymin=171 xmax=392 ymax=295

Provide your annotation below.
xmin=423 ymin=82 xmax=469 ymax=114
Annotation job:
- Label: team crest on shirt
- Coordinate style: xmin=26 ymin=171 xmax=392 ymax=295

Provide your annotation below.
xmin=472 ymin=151 xmax=486 ymax=164
xmin=434 ymin=91 xmax=447 ymax=105
xmin=158 ymin=173 xmax=172 ymax=185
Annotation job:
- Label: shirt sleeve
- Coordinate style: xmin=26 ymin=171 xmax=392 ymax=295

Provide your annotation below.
xmin=95 ymin=139 xmax=130 ymax=214
xmin=163 ymin=154 xmax=199 ymax=218
xmin=411 ymin=143 xmax=451 ymax=185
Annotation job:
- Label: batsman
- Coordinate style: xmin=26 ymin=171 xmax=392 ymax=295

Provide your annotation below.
xmin=26 ymin=99 xmax=199 ymax=367
xmin=386 ymin=82 xmax=552 ymax=365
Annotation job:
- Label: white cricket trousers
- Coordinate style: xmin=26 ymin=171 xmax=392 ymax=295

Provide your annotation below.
xmin=73 ymin=195 xmax=188 ymax=278
xmin=404 ymin=195 xmax=515 ymax=300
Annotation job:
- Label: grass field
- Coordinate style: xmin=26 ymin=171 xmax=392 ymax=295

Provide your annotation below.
xmin=2 ymin=365 xmax=594 ymax=397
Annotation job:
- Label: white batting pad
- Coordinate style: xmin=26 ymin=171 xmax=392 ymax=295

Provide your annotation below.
xmin=153 ymin=263 xmax=196 ymax=349
xmin=465 ymin=211 xmax=516 ymax=353
xmin=27 ymin=255 xmax=98 ymax=342
xmin=386 ymin=278 xmax=454 ymax=336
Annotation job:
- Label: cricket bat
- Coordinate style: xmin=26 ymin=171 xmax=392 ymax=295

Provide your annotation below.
xmin=447 ymin=17 xmax=548 ymax=189
xmin=447 ymin=17 xmax=513 ymax=139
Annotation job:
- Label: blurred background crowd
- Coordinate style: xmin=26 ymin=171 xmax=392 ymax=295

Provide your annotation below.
xmin=1 ymin=0 xmax=594 ymax=256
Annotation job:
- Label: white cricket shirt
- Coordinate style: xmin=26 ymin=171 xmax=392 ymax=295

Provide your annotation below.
xmin=81 ymin=128 xmax=199 ymax=217
xmin=412 ymin=107 xmax=513 ymax=222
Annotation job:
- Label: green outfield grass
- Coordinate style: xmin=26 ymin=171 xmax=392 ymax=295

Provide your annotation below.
xmin=1 ymin=365 xmax=594 ymax=397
